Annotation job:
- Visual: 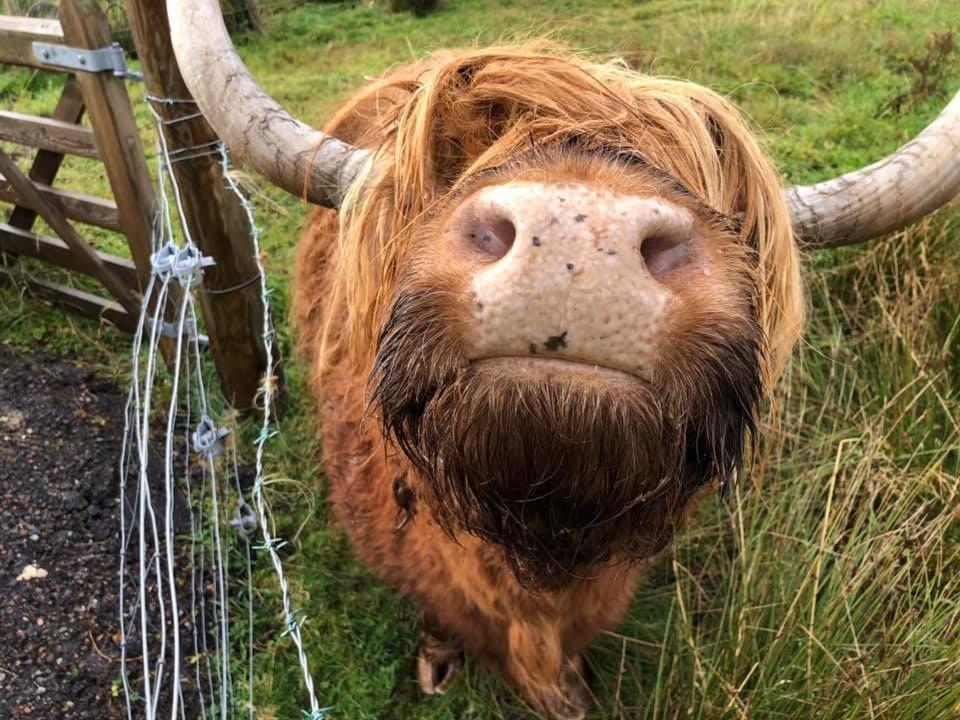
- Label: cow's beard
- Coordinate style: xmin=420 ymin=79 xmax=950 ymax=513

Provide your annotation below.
xmin=371 ymin=288 xmax=763 ymax=590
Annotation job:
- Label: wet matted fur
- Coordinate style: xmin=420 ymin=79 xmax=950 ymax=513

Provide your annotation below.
xmin=294 ymin=45 xmax=803 ymax=716
xmin=371 ymin=267 xmax=763 ymax=588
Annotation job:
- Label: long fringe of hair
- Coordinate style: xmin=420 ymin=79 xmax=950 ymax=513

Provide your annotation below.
xmin=317 ymin=44 xmax=803 ymax=387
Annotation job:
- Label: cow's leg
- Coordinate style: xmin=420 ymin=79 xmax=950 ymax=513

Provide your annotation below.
xmin=506 ymin=620 xmax=592 ymax=720
xmin=416 ymin=612 xmax=465 ymax=695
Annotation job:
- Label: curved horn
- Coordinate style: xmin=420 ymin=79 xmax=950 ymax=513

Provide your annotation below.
xmin=787 ymin=91 xmax=960 ymax=248
xmin=166 ymin=0 xmax=370 ymax=208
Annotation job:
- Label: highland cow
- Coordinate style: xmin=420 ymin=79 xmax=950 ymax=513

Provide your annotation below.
xmin=169 ymin=3 xmax=960 ymax=716
xmin=287 ymin=48 xmax=803 ymax=717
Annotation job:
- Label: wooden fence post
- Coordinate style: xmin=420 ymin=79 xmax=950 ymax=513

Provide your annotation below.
xmin=121 ymin=0 xmax=284 ymax=412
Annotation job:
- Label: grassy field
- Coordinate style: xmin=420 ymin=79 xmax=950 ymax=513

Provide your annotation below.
xmin=2 ymin=0 xmax=960 ymax=718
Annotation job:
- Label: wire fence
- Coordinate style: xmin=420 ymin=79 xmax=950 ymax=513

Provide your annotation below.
xmin=116 ymin=96 xmax=326 ymax=720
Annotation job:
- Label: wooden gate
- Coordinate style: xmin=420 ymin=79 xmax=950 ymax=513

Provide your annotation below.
xmin=0 ymin=3 xmax=154 ymax=332
xmin=0 ymin=0 xmax=281 ymax=410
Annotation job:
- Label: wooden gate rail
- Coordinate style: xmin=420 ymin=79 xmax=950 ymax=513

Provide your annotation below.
xmin=0 ymin=174 xmax=122 ymax=230
xmin=0 ymin=15 xmax=63 ymax=68
xmin=0 ymin=223 xmax=136 ymax=284
xmin=11 ymin=273 xmax=137 ymax=332
xmin=0 ymin=146 xmax=139 ymax=314
xmin=0 ymin=110 xmax=101 ymax=158
xmin=5 ymin=73 xmax=85 ymax=246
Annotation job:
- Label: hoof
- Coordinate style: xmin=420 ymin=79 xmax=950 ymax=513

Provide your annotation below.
xmin=542 ymin=656 xmax=591 ymax=720
xmin=416 ymin=631 xmax=464 ymax=695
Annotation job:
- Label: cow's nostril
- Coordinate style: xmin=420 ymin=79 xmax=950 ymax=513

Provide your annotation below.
xmin=640 ymin=233 xmax=689 ymax=275
xmin=469 ymin=217 xmax=516 ymax=259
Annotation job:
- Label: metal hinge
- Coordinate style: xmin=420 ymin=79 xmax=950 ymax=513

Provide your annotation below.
xmin=32 ymin=41 xmax=144 ymax=82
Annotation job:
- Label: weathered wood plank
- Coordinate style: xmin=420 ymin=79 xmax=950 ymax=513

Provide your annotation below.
xmin=3 ymin=75 xmax=85 ymax=267
xmin=0 ymin=222 xmax=136 ymax=287
xmin=0 ymin=110 xmax=100 ymax=159
xmin=0 ymin=174 xmax=120 ymax=231
xmin=0 ymin=146 xmax=138 ymax=314
xmin=0 ymin=266 xmax=135 ymax=332
xmin=0 ymin=15 xmax=65 ymax=69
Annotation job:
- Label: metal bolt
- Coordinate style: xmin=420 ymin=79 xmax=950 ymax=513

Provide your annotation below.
xmin=41 ymin=49 xmax=50 ymax=59
xmin=77 ymin=55 xmax=86 ymax=65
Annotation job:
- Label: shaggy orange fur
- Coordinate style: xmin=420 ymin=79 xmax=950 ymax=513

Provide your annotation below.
xmin=294 ymin=46 xmax=803 ymax=717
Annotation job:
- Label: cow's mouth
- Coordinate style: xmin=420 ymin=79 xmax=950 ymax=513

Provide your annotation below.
xmin=470 ymin=356 xmax=643 ymax=384
xmin=374 ymin=346 xmax=688 ymax=587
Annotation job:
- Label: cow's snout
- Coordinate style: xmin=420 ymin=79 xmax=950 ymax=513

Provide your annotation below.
xmin=455 ymin=182 xmax=700 ymax=376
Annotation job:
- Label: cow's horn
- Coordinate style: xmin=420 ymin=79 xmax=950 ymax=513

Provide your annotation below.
xmin=170 ymin=0 xmax=959 ymax=232
xmin=167 ymin=0 xmax=371 ymax=208
xmin=786 ymin=90 xmax=960 ymax=248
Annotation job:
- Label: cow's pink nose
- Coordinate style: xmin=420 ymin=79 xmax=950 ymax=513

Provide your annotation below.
xmin=459 ymin=181 xmax=698 ymax=376
xmin=463 ymin=187 xmax=691 ymax=275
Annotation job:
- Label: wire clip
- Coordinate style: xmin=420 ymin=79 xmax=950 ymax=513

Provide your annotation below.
xmin=229 ymin=500 xmax=258 ymax=536
xmin=151 ymin=242 xmax=215 ymax=287
xmin=191 ymin=416 xmax=229 ymax=458
xmin=145 ymin=316 xmax=210 ymax=349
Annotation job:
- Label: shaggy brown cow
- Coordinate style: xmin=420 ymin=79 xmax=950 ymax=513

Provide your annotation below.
xmin=287 ymin=47 xmax=802 ymax=717
xmin=169 ymin=4 xmax=960 ymax=716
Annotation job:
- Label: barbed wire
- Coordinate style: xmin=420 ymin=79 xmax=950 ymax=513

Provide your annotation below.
xmin=219 ymin=138 xmax=329 ymax=720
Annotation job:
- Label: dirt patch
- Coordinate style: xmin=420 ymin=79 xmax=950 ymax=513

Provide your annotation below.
xmin=0 ymin=347 xmax=126 ymax=719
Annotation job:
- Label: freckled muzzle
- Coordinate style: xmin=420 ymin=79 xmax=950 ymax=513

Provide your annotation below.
xmin=456 ymin=182 xmax=697 ymax=376
xmin=372 ymin=178 xmax=764 ymax=586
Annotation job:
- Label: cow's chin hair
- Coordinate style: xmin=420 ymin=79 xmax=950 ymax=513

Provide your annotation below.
xmin=371 ymin=290 xmax=762 ymax=590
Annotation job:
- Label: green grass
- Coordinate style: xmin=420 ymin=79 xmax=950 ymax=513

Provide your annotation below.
xmin=2 ymin=1 xmax=959 ymax=718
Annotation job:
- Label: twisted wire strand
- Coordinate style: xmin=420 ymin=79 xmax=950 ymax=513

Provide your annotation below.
xmin=219 ymin=141 xmax=328 ymax=718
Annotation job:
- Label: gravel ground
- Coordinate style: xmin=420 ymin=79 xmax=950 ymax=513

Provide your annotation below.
xmin=0 ymin=347 xmax=127 ymax=719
